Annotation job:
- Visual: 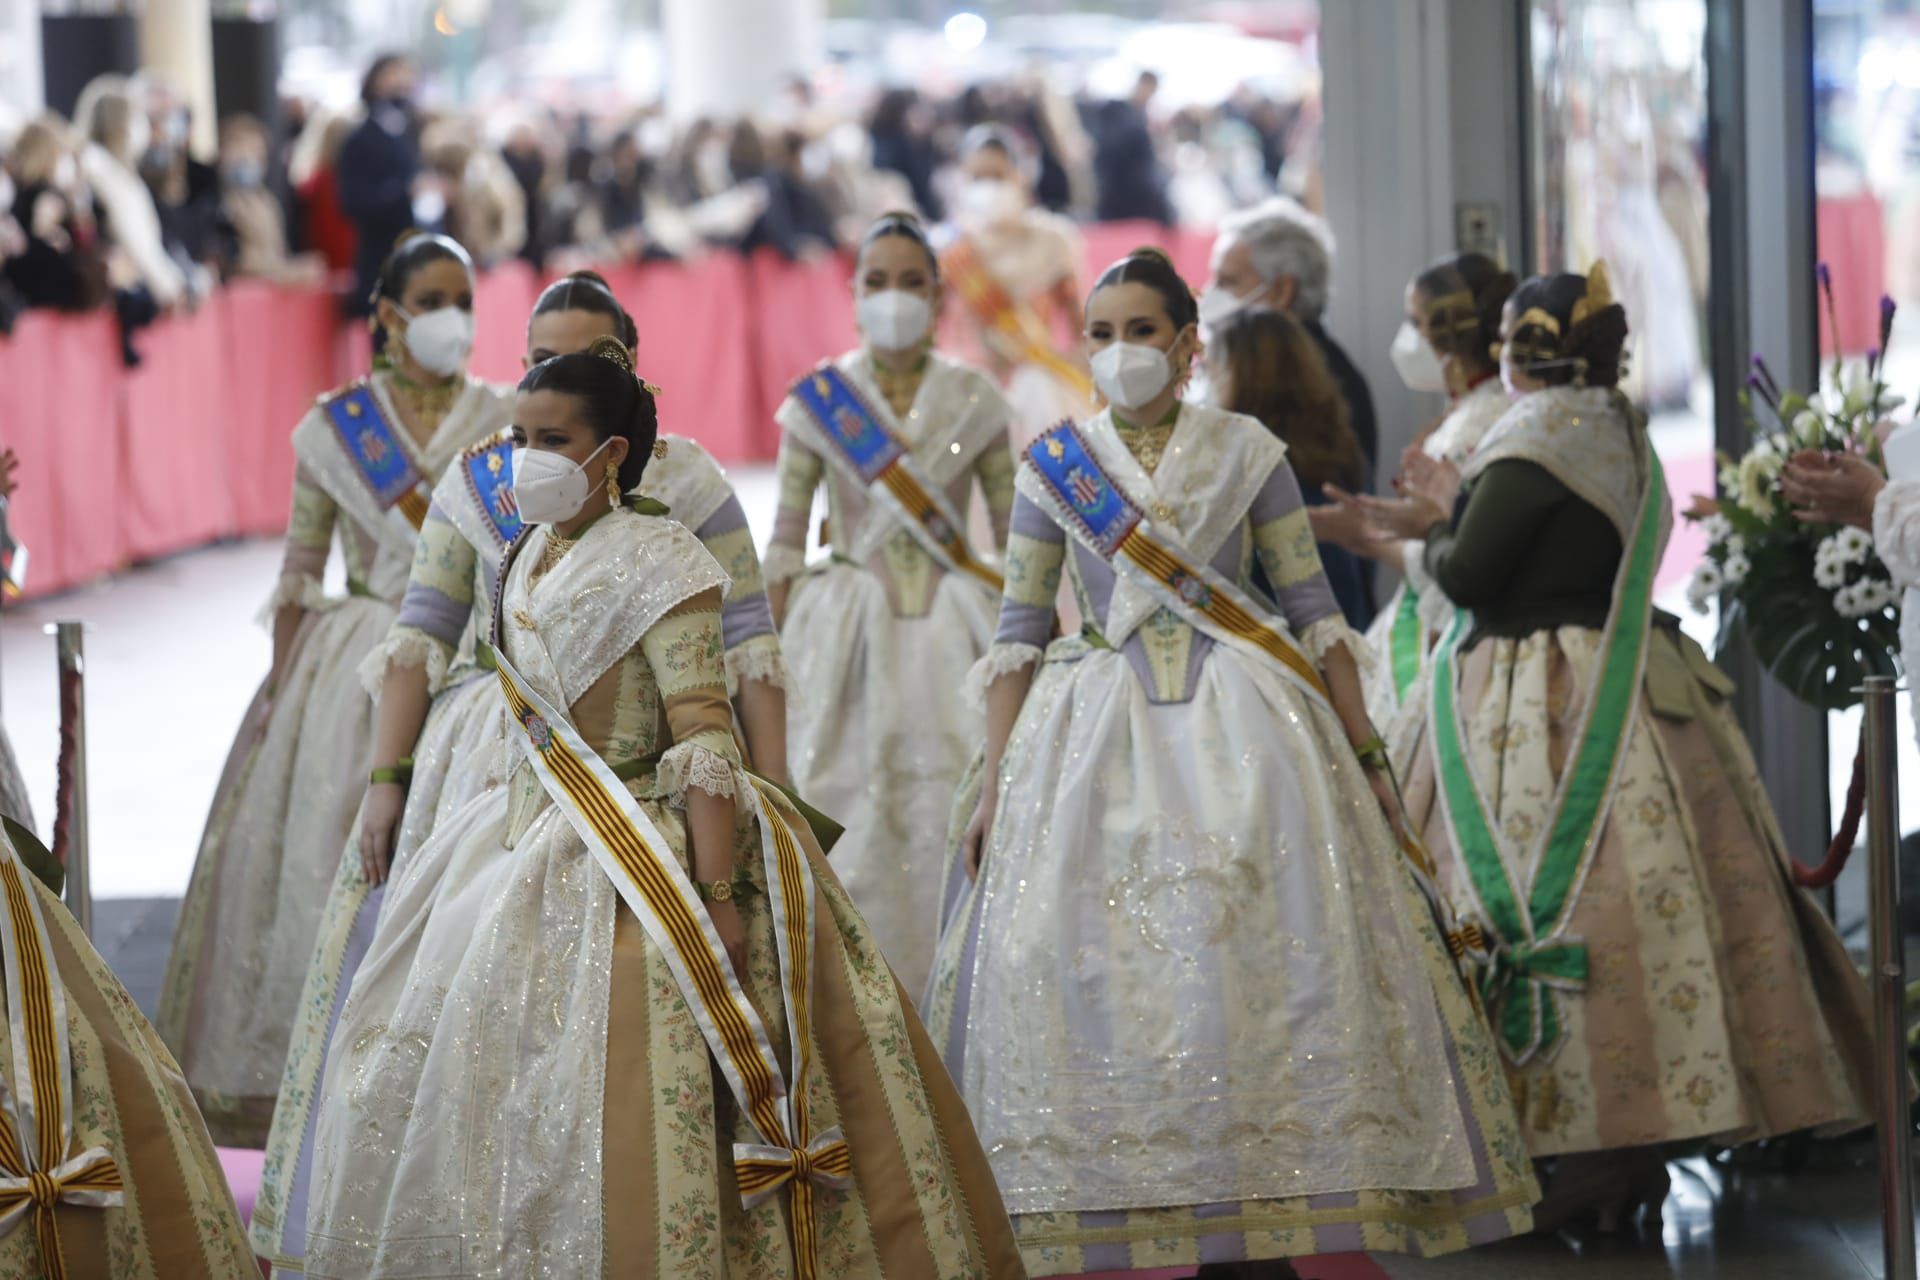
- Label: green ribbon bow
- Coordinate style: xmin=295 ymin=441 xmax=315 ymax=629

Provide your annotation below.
xmin=1478 ymin=935 xmax=1589 ymax=1063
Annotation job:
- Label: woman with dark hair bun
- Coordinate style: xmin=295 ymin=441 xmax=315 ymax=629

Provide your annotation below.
xmin=925 ymin=247 xmax=1538 ymax=1275
xmin=1372 ymin=264 xmax=1873 ymax=1229
xmin=765 ymin=210 xmax=1014 ymax=996
xmin=158 ymin=231 xmax=510 ymax=1148
xmin=1316 ymin=252 xmax=1516 ymax=748
xmin=251 ymin=270 xmax=792 ymax=1270
xmin=306 ymin=337 xmax=1022 ymax=1278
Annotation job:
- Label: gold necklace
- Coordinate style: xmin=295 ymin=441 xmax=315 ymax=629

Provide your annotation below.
xmin=1116 ymin=420 xmax=1177 ymax=474
xmin=388 ymin=370 xmax=461 ymax=432
xmin=538 ymin=528 xmax=577 ymax=574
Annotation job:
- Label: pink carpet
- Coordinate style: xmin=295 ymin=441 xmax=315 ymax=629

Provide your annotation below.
xmin=216 ymin=1146 xmax=265 ymax=1225
xmin=1081 ymin=1257 xmax=1389 ymax=1279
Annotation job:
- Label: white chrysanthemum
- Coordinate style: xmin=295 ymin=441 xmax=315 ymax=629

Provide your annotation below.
xmin=1725 ymin=533 xmax=1747 ymax=560
xmin=1858 ymin=578 xmax=1897 ymax=613
xmin=1835 ymin=526 xmax=1873 ymax=563
xmin=1814 ymin=554 xmax=1848 ymax=590
xmin=1722 ymin=552 xmax=1752 ymax=585
xmin=1834 ymin=582 xmax=1869 ymax=619
xmin=1687 ymin=561 xmax=1723 ymax=614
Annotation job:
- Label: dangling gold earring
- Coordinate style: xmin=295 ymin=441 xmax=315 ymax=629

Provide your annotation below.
xmin=606 ymin=463 xmax=622 ymax=509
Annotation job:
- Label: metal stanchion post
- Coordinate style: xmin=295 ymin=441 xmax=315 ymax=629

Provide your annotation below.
xmin=1865 ymin=674 xmax=1915 ymax=1280
xmin=51 ymin=622 xmax=91 ymax=938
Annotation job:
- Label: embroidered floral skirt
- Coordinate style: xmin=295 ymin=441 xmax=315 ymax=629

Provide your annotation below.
xmin=783 ymin=563 xmax=995 ymax=997
xmin=304 ymin=779 xmax=1023 ymax=1278
xmin=924 ymin=642 xmax=1538 ymax=1275
xmin=157 ymin=594 xmax=394 ymax=1147
xmin=1 ymin=876 xmax=256 ymax=1278
xmin=1398 ymin=623 xmax=1873 ymax=1157
xmin=250 ymin=667 xmax=507 ymax=1268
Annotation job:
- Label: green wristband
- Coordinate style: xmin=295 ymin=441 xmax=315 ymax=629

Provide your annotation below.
xmin=370 ymin=757 xmax=414 ymax=788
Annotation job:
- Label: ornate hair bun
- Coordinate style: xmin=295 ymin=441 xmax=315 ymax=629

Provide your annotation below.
xmin=587 ymin=335 xmax=635 ymax=374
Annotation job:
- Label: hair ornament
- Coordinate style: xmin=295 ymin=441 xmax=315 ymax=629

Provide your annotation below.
xmin=1426 ymin=287 xmax=1479 ymax=335
xmin=653 ymin=439 xmax=670 ymax=459
xmin=1570 ymin=260 xmax=1614 ymax=330
xmin=641 ymin=378 xmax=662 ymax=397
xmin=587 ymin=336 xmax=635 ymax=374
xmin=1514 ymin=306 xmax=1562 ymax=337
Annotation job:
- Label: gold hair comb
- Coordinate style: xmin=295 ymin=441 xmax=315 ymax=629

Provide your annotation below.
xmin=1569 ymin=259 xmax=1614 ymax=330
xmin=587 ymin=336 xmax=635 ymax=374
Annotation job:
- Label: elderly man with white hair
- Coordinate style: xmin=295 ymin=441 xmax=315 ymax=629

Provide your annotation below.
xmin=1200 ymin=197 xmax=1378 ymax=483
xmin=1201 ymin=196 xmax=1380 ymax=625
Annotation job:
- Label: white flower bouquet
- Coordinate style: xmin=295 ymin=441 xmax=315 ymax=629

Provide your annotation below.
xmin=1684 ymin=279 xmax=1904 ymax=711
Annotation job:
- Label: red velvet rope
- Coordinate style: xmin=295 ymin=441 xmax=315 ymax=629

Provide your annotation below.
xmin=50 ymin=660 xmax=78 ymax=867
xmin=1795 ymin=721 xmax=1866 ymax=889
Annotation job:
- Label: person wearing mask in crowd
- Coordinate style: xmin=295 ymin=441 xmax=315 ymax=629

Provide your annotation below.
xmin=593 ymin=129 xmax=652 ymax=260
xmin=250 ymin=270 xmax=790 ymax=1269
xmin=925 ymin=248 xmax=1537 ymax=1276
xmin=1206 ymin=307 xmax=1373 ymax=628
xmin=1314 ymin=253 xmax=1516 ymax=741
xmin=941 ymin=124 xmax=1090 ymax=448
xmin=732 ymin=123 xmax=838 ymax=262
xmin=1201 ymin=197 xmax=1378 ymax=492
xmin=1092 ymin=70 xmax=1175 ymax=226
xmin=1369 ymin=268 xmax=1872 ymax=1230
xmin=303 ymin=335 xmax=1023 ymax=1279
xmin=157 ymin=234 xmax=511 ymax=1148
xmin=74 ymin=75 xmax=186 ymax=312
xmin=217 ymin=113 xmax=323 ymax=284
xmin=422 ymin=120 xmax=526 ymax=268
xmin=765 ymin=212 xmax=1014 ymax=997
xmin=338 ymin=55 xmax=439 ymax=313
xmin=137 ymin=78 xmax=223 ymax=281
xmin=2 ymin=115 xmax=108 ymax=313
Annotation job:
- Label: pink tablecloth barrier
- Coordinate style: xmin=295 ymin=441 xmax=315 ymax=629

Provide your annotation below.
xmin=0 ymin=226 xmax=1218 ymax=601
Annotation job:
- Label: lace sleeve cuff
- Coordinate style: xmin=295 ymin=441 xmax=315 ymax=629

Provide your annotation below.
xmin=725 ymin=635 xmax=791 ymax=695
xmin=762 ymin=543 xmax=809 ymax=586
xmin=963 ymin=642 xmax=1045 ymax=711
xmin=656 ymin=740 xmax=743 ymax=800
xmin=356 ymin=626 xmax=455 ymax=697
xmin=1299 ymin=616 xmax=1377 ymax=678
xmin=256 ymin=573 xmax=330 ymax=625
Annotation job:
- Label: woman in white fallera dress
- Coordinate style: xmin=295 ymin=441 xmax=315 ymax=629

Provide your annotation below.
xmin=303 ymin=340 xmax=1022 ymax=1278
xmin=939 ymin=127 xmax=1090 ymax=448
xmin=250 ymin=271 xmax=788 ymax=1269
xmin=766 ymin=212 xmax=1014 ymax=997
xmin=924 ymin=250 xmax=1537 ymax=1278
xmin=1315 ymin=254 xmax=1517 ymax=757
xmin=158 ymin=234 xmax=510 ymax=1146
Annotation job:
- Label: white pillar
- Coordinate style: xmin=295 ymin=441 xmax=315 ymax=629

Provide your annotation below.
xmin=661 ymin=0 xmax=823 ymax=121
xmin=140 ymin=0 xmax=218 ymax=160
xmin=0 ymin=0 xmax=45 ymax=130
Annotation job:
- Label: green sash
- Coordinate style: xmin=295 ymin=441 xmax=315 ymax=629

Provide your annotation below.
xmin=1389 ymin=587 xmax=1425 ymax=703
xmin=1430 ymin=451 xmax=1667 ymax=1064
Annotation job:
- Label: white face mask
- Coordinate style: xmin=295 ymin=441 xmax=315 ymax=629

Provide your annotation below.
xmin=1389 ymin=320 xmax=1447 ymax=393
xmin=1091 ymin=341 xmax=1174 ymax=411
xmin=960 ymin=178 xmax=1022 ymax=226
xmin=1196 ymin=284 xmax=1252 ymax=332
xmin=855 ymin=288 xmax=932 ymax=351
xmin=395 ymin=304 xmax=474 ymax=376
xmin=511 ymin=438 xmax=614 ymax=527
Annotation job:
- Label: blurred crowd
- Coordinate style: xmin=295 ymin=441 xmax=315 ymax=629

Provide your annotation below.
xmin=0 ymin=51 xmax=1316 ymax=359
